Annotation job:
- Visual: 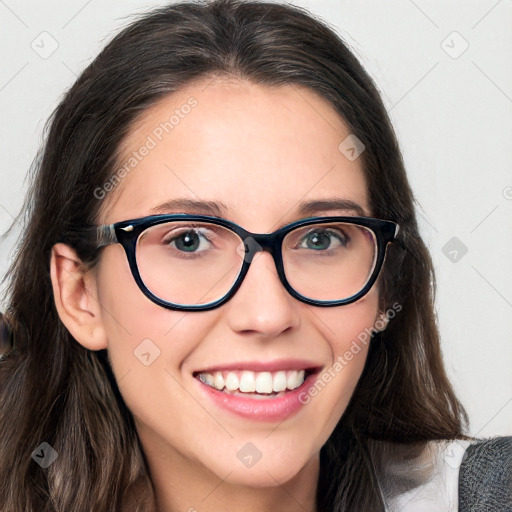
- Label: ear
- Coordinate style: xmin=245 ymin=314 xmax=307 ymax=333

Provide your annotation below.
xmin=50 ymin=243 xmax=108 ymax=350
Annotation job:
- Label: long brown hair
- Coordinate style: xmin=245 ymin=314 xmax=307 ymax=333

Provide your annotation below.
xmin=0 ymin=1 xmax=468 ymax=510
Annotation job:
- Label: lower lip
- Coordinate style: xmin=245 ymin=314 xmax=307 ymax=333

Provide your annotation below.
xmin=193 ymin=372 xmax=319 ymax=422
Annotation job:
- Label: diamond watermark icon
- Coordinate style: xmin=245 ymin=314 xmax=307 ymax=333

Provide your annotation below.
xmin=236 ymin=236 xmax=262 ymax=263
xmin=442 ymin=236 xmax=468 ymax=263
xmin=134 ymin=338 xmax=161 ymax=366
xmin=237 ymin=442 xmax=262 ymax=468
xmin=31 ymin=32 xmax=59 ymax=59
xmin=443 ymin=439 xmax=470 ymax=469
xmin=31 ymin=442 xmax=58 ymax=468
xmin=441 ymin=31 xmax=469 ymax=60
xmin=338 ymin=134 xmax=365 ymax=161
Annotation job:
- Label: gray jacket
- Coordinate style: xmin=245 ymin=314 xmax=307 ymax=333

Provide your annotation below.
xmin=459 ymin=436 xmax=512 ymax=511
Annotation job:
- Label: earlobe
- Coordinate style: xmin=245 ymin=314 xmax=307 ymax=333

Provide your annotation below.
xmin=50 ymin=243 xmax=108 ymax=351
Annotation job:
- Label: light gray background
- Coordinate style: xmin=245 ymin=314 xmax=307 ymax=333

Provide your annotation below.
xmin=1 ymin=0 xmax=511 ymax=436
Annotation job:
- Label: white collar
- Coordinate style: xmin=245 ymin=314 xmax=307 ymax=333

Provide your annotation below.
xmin=383 ymin=439 xmax=474 ymax=512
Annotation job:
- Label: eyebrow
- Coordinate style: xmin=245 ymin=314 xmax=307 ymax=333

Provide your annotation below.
xmin=296 ymin=199 xmax=367 ymax=217
xmin=150 ymin=199 xmax=228 ymax=217
xmin=149 ymin=198 xmax=367 ymax=218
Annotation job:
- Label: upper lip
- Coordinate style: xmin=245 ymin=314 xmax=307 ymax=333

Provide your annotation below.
xmin=192 ymin=359 xmax=323 ymax=375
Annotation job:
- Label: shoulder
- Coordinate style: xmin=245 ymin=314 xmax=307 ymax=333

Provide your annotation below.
xmin=379 ymin=438 xmax=511 ymax=512
xmin=458 ymin=435 xmax=512 ymax=511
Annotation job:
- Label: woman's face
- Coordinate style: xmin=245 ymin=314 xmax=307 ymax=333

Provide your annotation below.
xmin=91 ymin=77 xmax=380 ymax=488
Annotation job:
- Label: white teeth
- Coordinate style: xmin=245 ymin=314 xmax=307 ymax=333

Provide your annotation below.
xmin=273 ymin=370 xmax=287 ymax=392
xmin=287 ymin=370 xmax=299 ymax=390
xmin=198 ymin=373 xmax=214 ymax=386
xmin=213 ymin=371 xmax=224 ymax=391
xmin=225 ymin=372 xmax=240 ymax=391
xmin=196 ymin=369 xmax=307 ymax=394
xmin=239 ymin=371 xmax=256 ymax=392
xmin=255 ymin=372 xmax=273 ymax=394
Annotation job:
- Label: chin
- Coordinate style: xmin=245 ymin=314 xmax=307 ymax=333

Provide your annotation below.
xmin=204 ymin=445 xmax=316 ymax=489
xmin=222 ymin=463 xmax=304 ymax=489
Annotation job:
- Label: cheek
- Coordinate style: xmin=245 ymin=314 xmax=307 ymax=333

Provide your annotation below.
xmin=93 ymin=246 xmax=215 ymax=401
xmin=314 ymin=287 xmax=380 ymax=358
xmin=301 ymin=289 xmax=380 ymax=442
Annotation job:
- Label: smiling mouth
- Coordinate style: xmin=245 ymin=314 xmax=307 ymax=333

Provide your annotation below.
xmin=193 ymin=368 xmax=317 ymax=398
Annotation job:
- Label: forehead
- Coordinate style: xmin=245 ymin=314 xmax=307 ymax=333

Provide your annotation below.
xmin=100 ymin=77 xmax=370 ymax=228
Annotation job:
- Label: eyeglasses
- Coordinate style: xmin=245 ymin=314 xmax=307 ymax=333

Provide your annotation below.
xmin=88 ymin=214 xmax=400 ymax=311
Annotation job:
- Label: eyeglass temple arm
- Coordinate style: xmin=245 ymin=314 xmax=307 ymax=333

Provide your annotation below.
xmin=95 ymin=224 xmax=119 ymax=249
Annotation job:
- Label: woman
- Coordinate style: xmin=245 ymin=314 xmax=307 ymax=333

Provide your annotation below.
xmin=0 ymin=1 xmax=510 ymax=511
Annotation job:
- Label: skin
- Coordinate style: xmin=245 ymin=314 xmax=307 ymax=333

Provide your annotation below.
xmin=51 ymin=76 xmax=385 ymax=512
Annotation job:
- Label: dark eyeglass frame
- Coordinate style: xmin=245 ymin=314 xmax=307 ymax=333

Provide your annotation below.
xmin=89 ymin=214 xmax=400 ymax=311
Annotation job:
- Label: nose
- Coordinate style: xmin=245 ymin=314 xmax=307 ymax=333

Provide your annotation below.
xmin=225 ymin=250 xmax=301 ymax=337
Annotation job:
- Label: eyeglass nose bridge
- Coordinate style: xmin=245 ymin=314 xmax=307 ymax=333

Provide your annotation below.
xmin=237 ymin=233 xmax=277 ymax=264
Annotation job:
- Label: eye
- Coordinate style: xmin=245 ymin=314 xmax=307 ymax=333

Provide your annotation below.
xmin=165 ymin=229 xmax=212 ymax=253
xmin=297 ymin=229 xmax=348 ymax=250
